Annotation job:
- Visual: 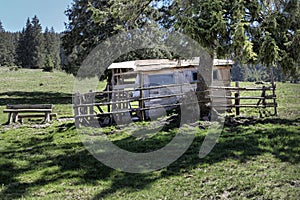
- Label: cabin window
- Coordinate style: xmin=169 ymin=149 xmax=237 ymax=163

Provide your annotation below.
xmin=148 ymin=74 xmax=175 ymax=85
xmin=213 ymin=70 xmax=219 ymax=80
xmin=192 ymin=72 xmax=198 ymax=82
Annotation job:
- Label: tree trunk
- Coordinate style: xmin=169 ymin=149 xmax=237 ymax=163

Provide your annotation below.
xmin=196 ymin=54 xmax=214 ymax=118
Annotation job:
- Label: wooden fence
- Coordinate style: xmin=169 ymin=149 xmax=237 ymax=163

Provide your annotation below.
xmin=209 ymin=82 xmax=277 ymax=116
xmin=73 ymin=82 xmax=277 ymax=126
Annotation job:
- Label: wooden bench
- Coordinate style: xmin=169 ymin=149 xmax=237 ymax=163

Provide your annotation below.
xmin=3 ymin=104 xmax=57 ymax=124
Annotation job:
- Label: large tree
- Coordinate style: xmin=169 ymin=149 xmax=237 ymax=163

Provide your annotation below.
xmin=31 ymin=15 xmax=44 ymax=68
xmin=62 ymin=0 xmax=174 ymax=76
xmin=16 ymin=16 xmax=44 ymax=68
xmin=63 ymin=0 xmax=300 ymax=117
xmin=43 ymin=27 xmax=61 ymax=71
xmin=257 ymin=0 xmax=300 ymax=79
xmin=16 ymin=18 xmax=31 ymax=67
xmin=62 ymin=0 xmax=119 ymax=74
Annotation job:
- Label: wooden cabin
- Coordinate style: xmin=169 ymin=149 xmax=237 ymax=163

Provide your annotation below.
xmin=108 ymin=58 xmax=233 ymax=89
xmin=107 ymin=58 xmax=233 ymax=119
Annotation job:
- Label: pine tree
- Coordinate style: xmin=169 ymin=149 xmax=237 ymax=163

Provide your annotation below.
xmin=16 ymin=16 xmax=45 ymax=68
xmin=50 ymin=27 xmax=61 ymax=69
xmin=16 ymin=18 xmax=33 ymax=68
xmin=30 ymin=15 xmax=44 ymax=68
xmin=43 ymin=27 xmax=61 ymax=71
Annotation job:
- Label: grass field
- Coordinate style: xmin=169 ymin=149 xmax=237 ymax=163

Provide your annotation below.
xmin=0 ymin=67 xmax=299 ymax=199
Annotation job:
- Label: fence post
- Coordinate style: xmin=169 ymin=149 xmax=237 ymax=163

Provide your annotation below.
xmin=139 ymin=73 xmax=145 ymax=121
xmin=272 ymin=83 xmax=278 ymax=116
xmin=88 ymin=90 xmax=94 ymax=121
xmin=235 ymin=82 xmax=240 ymax=116
xmin=74 ymin=92 xmax=80 ymax=128
xmin=107 ymin=85 xmax=110 ymax=113
xmin=262 ymin=86 xmax=266 ymax=107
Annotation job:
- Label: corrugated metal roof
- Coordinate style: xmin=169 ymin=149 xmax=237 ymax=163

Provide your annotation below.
xmin=213 ymin=59 xmax=234 ymax=66
xmin=108 ymin=61 xmax=137 ymax=70
xmin=108 ymin=58 xmax=233 ymax=71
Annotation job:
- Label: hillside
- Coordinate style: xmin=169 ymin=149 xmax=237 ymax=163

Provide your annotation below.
xmin=0 ymin=68 xmax=299 ymax=199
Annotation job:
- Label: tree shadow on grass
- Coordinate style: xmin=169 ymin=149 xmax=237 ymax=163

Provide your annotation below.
xmin=0 ymin=117 xmax=299 ymax=199
xmin=92 ymin=117 xmax=300 ymax=199
xmin=57 ymin=122 xmax=76 ymax=132
xmin=0 ymin=91 xmax=72 ymax=106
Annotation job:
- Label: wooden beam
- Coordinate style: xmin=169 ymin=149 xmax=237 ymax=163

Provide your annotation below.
xmin=6 ymin=104 xmax=53 ymax=109
xmin=3 ymin=109 xmax=53 ymax=113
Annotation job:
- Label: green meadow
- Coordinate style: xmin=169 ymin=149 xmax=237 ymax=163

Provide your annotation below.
xmin=0 ymin=67 xmax=299 ymax=199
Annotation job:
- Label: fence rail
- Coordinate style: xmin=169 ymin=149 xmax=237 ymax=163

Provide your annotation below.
xmin=73 ymin=82 xmax=277 ymax=126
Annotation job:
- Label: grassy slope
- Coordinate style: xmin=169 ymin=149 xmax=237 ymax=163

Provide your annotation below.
xmin=0 ymin=68 xmax=299 ymax=199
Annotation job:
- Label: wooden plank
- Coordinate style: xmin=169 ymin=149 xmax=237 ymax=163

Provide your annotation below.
xmin=3 ymin=109 xmax=53 ymax=113
xmin=209 ymin=86 xmax=273 ymax=91
xmin=211 ymin=104 xmax=276 ymax=108
xmin=139 ymin=94 xmax=182 ymax=101
xmin=75 ymin=110 xmax=131 ymax=118
xmin=75 ymin=101 xmax=275 ymax=118
xmin=6 ymin=104 xmax=53 ymax=109
xmin=209 ymin=96 xmax=276 ymax=100
xmin=74 ymin=92 xmax=193 ymax=108
xmin=18 ymin=113 xmax=57 ymax=119
xmin=113 ymin=84 xmax=137 ymax=90
xmin=113 ymin=71 xmax=138 ymax=76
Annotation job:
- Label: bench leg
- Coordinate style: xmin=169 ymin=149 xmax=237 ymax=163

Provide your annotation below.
xmin=44 ymin=112 xmax=51 ymax=123
xmin=7 ymin=113 xmax=13 ymax=125
xmin=13 ymin=113 xmax=19 ymax=123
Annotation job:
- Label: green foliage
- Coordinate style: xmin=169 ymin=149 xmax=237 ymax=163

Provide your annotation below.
xmin=62 ymin=0 xmax=119 ymax=75
xmin=31 ymin=16 xmax=45 ymax=69
xmin=43 ymin=54 xmax=55 ymax=72
xmin=172 ymin=0 xmax=229 ymax=56
xmin=62 ymin=0 xmax=173 ymax=76
xmin=0 ymin=31 xmax=18 ymax=66
xmin=259 ymin=32 xmax=280 ymax=68
xmin=0 ymin=16 xmax=62 ymax=70
xmin=0 ymin=20 xmax=18 ymax=67
xmin=62 ymin=0 xmax=300 ymax=80
xmin=256 ymin=0 xmax=300 ymax=78
xmin=231 ymin=0 xmax=258 ymax=63
xmin=43 ymin=27 xmax=61 ymax=71
xmin=16 ymin=16 xmax=44 ymax=69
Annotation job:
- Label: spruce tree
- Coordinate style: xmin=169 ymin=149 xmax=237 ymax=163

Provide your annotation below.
xmin=43 ymin=27 xmax=61 ymax=71
xmin=30 ymin=15 xmax=44 ymax=68
xmin=63 ymin=0 xmax=299 ymax=79
xmin=50 ymin=27 xmax=61 ymax=69
xmin=16 ymin=18 xmax=33 ymax=68
xmin=16 ymin=16 xmax=45 ymax=68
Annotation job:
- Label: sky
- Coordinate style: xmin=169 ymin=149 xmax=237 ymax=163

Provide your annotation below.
xmin=0 ymin=0 xmax=73 ymax=33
